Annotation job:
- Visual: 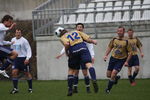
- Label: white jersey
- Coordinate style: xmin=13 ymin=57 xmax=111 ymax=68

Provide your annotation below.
xmin=0 ymin=23 xmax=11 ymax=45
xmin=60 ymin=42 xmax=95 ymax=58
xmin=11 ymin=37 xmax=32 ymax=60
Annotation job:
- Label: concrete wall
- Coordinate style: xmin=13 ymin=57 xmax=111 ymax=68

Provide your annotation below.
xmin=0 ymin=0 xmax=47 ymax=20
xmin=36 ymin=32 xmax=150 ymax=80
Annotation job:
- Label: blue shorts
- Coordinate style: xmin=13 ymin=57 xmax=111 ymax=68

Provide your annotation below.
xmin=128 ymin=55 xmax=139 ymax=67
xmin=0 ymin=46 xmax=13 ymax=57
xmin=75 ymin=63 xmax=87 ymax=70
xmin=107 ymin=56 xmax=126 ymax=72
xmin=12 ymin=57 xmax=30 ymax=72
xmin=68 ymin=42 xmax=92 ymax=69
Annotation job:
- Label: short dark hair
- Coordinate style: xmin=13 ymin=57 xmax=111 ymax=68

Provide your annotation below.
xmin=76 ymin=23 xmax=84 ymax=28
xmin=1 ymin=15 xmax=13 ymax=23
xmin=118 ymin=26 xmax=125 ymax=32
xmin=127 ymin=28 xmax=134 ymax=32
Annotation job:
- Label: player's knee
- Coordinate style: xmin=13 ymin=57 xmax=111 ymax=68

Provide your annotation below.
xmin=11 ymin=51 xmax=18 ymax=58
xmin=12 ymin=70 xmax=18 ymax=77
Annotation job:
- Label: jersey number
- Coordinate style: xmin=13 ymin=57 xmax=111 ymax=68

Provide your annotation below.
xmin=67 ymin=32 xmax=80 ymax=41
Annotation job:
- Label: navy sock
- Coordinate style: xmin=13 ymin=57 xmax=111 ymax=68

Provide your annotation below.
xmin=27 ymin=78 xmax=32 ymax=89
xmin=132 ymin=72 xmax=138 ymax=80
xmin=107 ymin=80 xmax=115 ymax=90
xmin=0 ymin=58 xmax=13 ymax=70
xmin=73 ymin=75 xmax=78 ymax=87
xmin=12 ymin=78 xmax=18 ymax=89
xmin=68 ymin=75 xmax=74 ymax=91
xmin=89 ymin=67 xmax=96 ymax=81
xmin=128 ymin=75 xmax=133 ymax=83
xmin=84 ymin=76 xmax=90 ymax=87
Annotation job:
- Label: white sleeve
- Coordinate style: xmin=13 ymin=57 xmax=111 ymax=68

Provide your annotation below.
xmin=2 ymin=41 xmax=11 ymax=45
xmin=0 ymin=24 xmax=9 ymax=32
xmin=24 ymin=39 xmax=32 ymax=60
xmin=60 ymin=47 xmax=65 ymax=55
xmin=86 ymin=43 xmax=95 ymax=58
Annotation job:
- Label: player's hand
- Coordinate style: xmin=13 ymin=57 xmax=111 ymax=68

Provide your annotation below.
xmin=24 ymin=59 xmax=29 ymax=65
xmin=11 ymin=41 xmax=15 ymax=45
xmin=92 ymin=40 xmax=97 ymax=45
xmin=140 ymin=53 xmax=144 ymax=58
xmin=124 ymin=61 xmax=128 ymax=67
xmin=56 ymin=55 xmax=61 ymax=59
xmin=103 ymin=56 xmax=108 ymax=62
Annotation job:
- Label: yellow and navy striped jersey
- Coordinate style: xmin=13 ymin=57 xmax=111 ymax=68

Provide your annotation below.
xmin=127 ymin=37 xmax=142 ymax=55
xmin=60 ymin=30 xmax=90 ymax=46
xmin=108 ymin=37 xmax=132 ymax=59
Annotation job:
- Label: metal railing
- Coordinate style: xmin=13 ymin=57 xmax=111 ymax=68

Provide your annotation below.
xmin=32 ymin=0 xmax=150 ymax=39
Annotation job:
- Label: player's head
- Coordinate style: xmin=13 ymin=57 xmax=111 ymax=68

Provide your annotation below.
xmin=76 ymin=23 xmax=84 ymax=32
xmin=55 ymin=27 xmax=67 ymax=37
xmin=1 ymin=15 xmax=13 ymax=27
xmin=127 ymin=28 xmax=134 ymax=37
xmin=15 ymin=28 xmax=22 ymax=39
xmin=117 ymin=26 xmax=125 ymax=38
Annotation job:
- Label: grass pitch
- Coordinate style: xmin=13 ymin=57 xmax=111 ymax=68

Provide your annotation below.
xmin=0 ymin=79 xmax=150 ymax=100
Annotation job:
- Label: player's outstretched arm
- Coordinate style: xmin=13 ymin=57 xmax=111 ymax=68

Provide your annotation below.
xmin=103 ymin=47 xmax=112 ymax=61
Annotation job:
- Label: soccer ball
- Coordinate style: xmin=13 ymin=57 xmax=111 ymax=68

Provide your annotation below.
xmin=55 ymin=27 xmax=64 ymax=37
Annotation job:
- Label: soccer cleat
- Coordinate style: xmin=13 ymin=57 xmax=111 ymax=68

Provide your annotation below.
xmin=105 ymin=88 xmax=110 ymax=94
xmin=92 ymin=80 xmax=99 ymax=93
xmin=67 ymin=91 xmax=73 ymax=96
xmin=114 ymin=75 xmax=121 ymax=85
xmin=0 ymin=70 xmax=9 ymax=78
xmin=10 ymin=88 xmax=19 ymax=94
xmin=73 ymin=86 xmax=78 ymax=93
xmin=131 ymin=81 xmax=136 ymax=86
xmin=28 ymin=89 xmax=33 ymax=93
xmin=86 ymin=87 xmax=91 ymax=93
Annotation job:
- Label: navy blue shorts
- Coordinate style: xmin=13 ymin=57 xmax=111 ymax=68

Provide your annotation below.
xmin=12 ymin=57 xmax=30 ymax=72
xmin=0 ymin=46 xmax=13 ymax=57
xmin=128 ymin=55 xmax=139 ymax=67
xmin=107 ymin=56 xmax=126 ymax=72
xmin=75 ymin=63 xmax=87 ymax=70
xmin=68 ymin=42 xmax=92 ymax=69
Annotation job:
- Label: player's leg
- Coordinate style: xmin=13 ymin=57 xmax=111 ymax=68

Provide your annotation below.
xmin=82 ymin=68 xmax=91 ymax=93
xmin=73 ymin=69 xmax=79 ymax=93
xmin=10 ymin=68 xmax=19 ymax=94
xmin=24 ymin=71 xmax=33 ymax=93
xmin=128 ymin=66 xmax=133 ymax=84
xmin=0 ymin=48 xmax=18 ymax=78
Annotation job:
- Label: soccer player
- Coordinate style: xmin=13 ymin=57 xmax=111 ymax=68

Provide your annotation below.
xmin=103 ymin=26 xmax=132 ymax=93
xmin=0 ymin=15 xmax=18 ymax=78
xmin=127 ymin=29 xmax=144 ymax=86
xmin=56 ymin=23 xmax=94 ymax=93
xmin=55 ymin=27 xmax=98 ymax=96
xmin=10 ymin=28 xmax=32 ymax=94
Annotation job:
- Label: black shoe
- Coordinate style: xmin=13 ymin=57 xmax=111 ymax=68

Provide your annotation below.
xmin=10 ymin=88 xmax=19 ymax=94
xmin=114 ymin=75 xmax=120 ymax=85
xmin=86 ymin=87 xmax=91 ymax=93
xmin=92 ymin=80 xmax=99 ymax=93
xmin=73 ymin=86 xmax=78 ymax=93
xmin=105 ymin=88 xmax=110 ymax=94
xmin=67 ymin=91 xmax=73 ymax=96
xmin=28 ymin=89 xmax=33 ymax=93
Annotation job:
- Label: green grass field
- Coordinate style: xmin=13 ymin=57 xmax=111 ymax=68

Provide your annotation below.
xmin=0 ymin=79 xmax=150 ymax=100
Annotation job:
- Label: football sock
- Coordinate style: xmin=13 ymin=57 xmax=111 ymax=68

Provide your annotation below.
xmin=89 ymin=67 xmax=96 ymax=81
xmin=27 ymin=78 xmax=32 ymax=89
xmin=12 ymin=78 xmax=18 ymax=89
xmin=68 ymin=75 xmax=74 ymax=91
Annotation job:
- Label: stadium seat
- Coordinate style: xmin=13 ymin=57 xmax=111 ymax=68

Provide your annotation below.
xmin=96 ymin=2 xmax=104 ymax=11
xmin=113 ymin=1 xmax=123 ymax=10
xmin=85 ymin=13 xmax=94 ymax=23
xmin=57 ymin=15 xmax=68 ymax=24
xmin=131 ymin=11 xmax=141 ymax=21
xmin=122 ymin=11 xmax=130 ymax=21
xmin=142 ymin=0 xmax=150 ymax=8
xmin=76 ymin=14 xmax=85 ymax=23
xmin=141 ymin=10 xmax=150 ymax=20
xmin=132 ymin=0 xmax=141 ymax=9
xmin=95 ymin=13 xmax=103 ymax=23
xmin=103 ymin=12 xmax=113 ymax=22
xmin=122 ymin=1 xmax=131 ymax=10
xmin=76 ymin=3 xmax=86 ymax=12
xmin=67 ymin=14 xmax=76 ymax=24
xmin=86 ymin=3 xmax=95 ymax=12
xmin=104 ymin=2 xmax=113 ymax=11
xmin=112 ymin=12 xmax=122 ymax=22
